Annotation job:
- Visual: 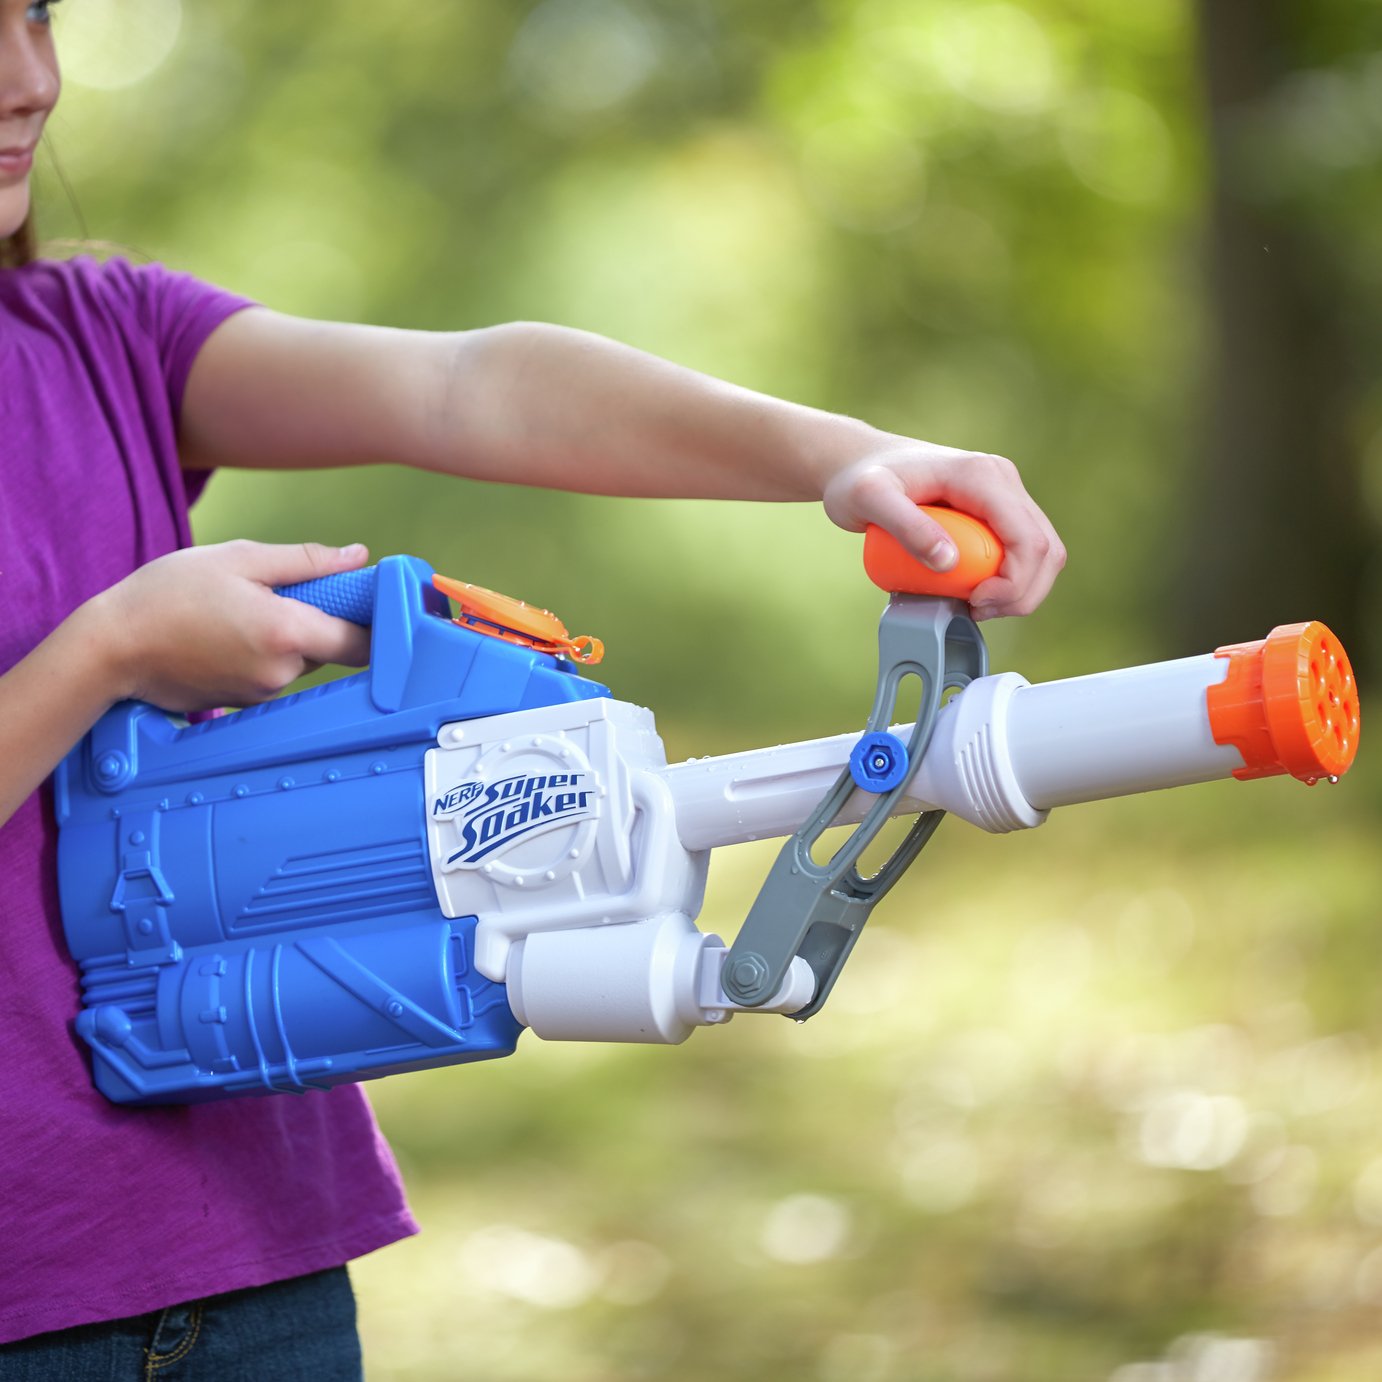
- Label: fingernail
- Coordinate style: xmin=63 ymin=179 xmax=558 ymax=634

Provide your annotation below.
xmin=971 ymin=604 xmax=997 ymax=621
xmin=927 ymin=540 xmax=958 ymax=572
xmin=340 ymin=544 xmax=366 ymax=560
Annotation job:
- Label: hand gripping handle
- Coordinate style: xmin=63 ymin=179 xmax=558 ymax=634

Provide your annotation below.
xmin=273 ymin=567 xmax=379 ymax=626
xmin=721 ymin=507 xmax=1003 ymax=1020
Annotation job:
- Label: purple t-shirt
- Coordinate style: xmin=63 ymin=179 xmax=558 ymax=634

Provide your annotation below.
xmin=0 ymin=257 xmax=417 ymax=1345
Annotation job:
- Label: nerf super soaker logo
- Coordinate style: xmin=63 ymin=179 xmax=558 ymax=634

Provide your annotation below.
xmin=436 ymin=772 xmax=597 ymax=865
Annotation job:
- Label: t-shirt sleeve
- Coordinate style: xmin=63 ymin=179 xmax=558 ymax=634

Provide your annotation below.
xmin=93 ymin=258 xmax=257 ymax=507
xmin=97 ymin=258 xmax=258 ymax=425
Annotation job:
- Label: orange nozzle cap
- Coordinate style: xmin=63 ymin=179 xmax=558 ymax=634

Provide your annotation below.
xmin=1207 ymin=621 xmax=1359 ymax=782
xmin=863 ymin=505 xmax=1004 ymax=601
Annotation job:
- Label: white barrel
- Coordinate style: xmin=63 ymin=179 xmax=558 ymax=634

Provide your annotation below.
xmin=1004 ymin=653 xmax=1240 ymax=808
xmin=663 ymin=653 xmax=1245 ymax=846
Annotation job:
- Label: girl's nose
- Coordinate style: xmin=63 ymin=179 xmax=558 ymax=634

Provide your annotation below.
xmin=0 ymin=25 xmax=60 ymax=121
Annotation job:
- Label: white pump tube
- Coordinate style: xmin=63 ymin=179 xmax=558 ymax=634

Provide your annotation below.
xmin=505 ymin=913 xmax=817 ymax=1044
xmin=662 ymin=652 xmax=1247 ymax=846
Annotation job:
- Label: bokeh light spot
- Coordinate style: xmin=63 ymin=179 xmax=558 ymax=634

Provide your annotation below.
xmin=1250 ymin=1145 xmax=1318 ymax=1217
xmin=927 ymin=3 xmax=1059 ymax=114
xmin=59 ymin=0 xmax=183 ymax=91
xmin=899 ymin=1134 xmax=981 ymax=1213
xmin=508 ymin=0 xmax=659 ymax=121
xmin=457 ymin=1224 xmax=599 ymax=1309
xmin=760 ymin=1194 xmax=852 ymax=1264
xmin=1135 ymin=1089 xmax=1248 ymax=1171
xmin=1061 ymin=88 xmax=1173 ymax=205
xmin=799 ymin=117 xmax=926 ymax=233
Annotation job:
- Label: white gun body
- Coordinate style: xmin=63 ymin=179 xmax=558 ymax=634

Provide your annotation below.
xmin=422 ymin=651 xmax=1255 ymax=1048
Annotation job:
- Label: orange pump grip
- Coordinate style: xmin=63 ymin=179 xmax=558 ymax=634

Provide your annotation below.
xmin=863 ymin=506 xmax=1004 ymax=600
xmin=1207 ymin=621 xmax=1359 ymax=782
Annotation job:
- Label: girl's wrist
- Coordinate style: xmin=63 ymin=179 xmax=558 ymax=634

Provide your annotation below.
xmin=788 ymin=409 xmax=887 ymax=500
xmin=67 ymin=587 xmax=140 ymax=706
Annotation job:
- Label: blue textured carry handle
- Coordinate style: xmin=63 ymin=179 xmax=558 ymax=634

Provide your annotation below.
xmin=274 ymin=566 xmax=379 ymax=626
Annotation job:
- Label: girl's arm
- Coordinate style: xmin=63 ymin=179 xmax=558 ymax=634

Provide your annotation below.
xmin=179 ymin=312 xmax=1065 ymax=619
xmin=0 ymin=542 xmax=369 ymax=829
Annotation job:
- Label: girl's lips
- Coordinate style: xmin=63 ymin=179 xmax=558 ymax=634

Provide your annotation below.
xmin=0 ymin=147 xmax=35 ymax=177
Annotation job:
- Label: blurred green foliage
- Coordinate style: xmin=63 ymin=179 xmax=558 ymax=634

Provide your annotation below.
xmin=34 ymin=1 xmax=1382 ymax=1377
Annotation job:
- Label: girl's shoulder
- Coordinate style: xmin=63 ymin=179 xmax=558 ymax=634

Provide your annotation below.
xmin=1 ymin=253 xmax=172 ymax=326
xmin=2 ymin=255 xmax=253 ymax=365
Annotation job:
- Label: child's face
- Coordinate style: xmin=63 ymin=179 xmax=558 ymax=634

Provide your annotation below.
xmin=0 ymin=0 xmax=60 ymax=240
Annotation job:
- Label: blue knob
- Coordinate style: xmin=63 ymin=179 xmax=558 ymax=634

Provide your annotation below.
xmin=849 ymin=731 xmax=910 ymax=794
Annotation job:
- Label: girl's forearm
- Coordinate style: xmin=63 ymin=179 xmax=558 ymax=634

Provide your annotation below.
xmin=0 ymin=542 xmax=374 ymax=832
xmin=0 ymin=603 xmax=125 ymax=829
xmin=437 ymin=321 xmax=883 ymax=501
xmin=431 ymin=321 xmax=1064 ymax=612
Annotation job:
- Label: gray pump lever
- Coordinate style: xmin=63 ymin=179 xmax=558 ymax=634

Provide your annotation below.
xmin=720 ymin=594 xmax=987 ymax=1020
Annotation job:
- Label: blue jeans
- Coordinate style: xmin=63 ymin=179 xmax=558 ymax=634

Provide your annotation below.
xmin=0 ymin=1267 xmax=363 ymax=1381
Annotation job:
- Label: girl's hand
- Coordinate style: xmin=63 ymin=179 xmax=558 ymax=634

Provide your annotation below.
xmin=87 ymin=540 xmax=373 ymax=713
xmin=821 ymin=437 xmax=1066 ymax=619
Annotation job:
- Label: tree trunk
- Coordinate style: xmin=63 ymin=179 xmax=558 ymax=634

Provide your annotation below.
xmin=1178 ymin=0 xmax=1369 ymax=667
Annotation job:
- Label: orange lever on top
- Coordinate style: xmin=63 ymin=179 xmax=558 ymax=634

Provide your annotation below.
xmin=863 ymin=505 xmax=1004 ymax=600
xmin=432 ymin=574 xmax=605 ymax=664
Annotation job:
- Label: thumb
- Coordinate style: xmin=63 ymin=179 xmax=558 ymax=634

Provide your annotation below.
xmin=895 ymin=507 xmax=960 ymax=573
xmin=863 ymin=491 xmax=960 ymax=573
xmin=227 ymin=540 xmax=371 ymax=588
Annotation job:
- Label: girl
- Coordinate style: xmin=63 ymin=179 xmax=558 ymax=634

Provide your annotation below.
xmin=0 ymin=0 xmax=1064 ymax=1374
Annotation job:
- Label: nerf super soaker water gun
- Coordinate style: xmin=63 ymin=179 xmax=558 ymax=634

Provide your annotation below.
xmin=54 ymin=509 xmax=1361 ymax=1105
